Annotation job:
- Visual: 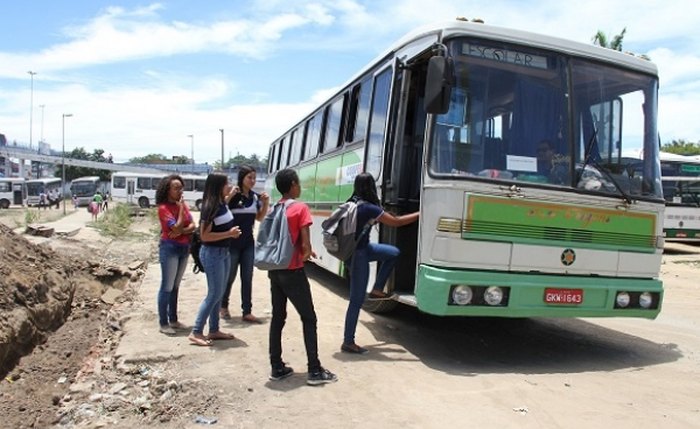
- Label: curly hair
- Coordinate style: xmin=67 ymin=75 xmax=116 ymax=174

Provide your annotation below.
xmin=155 ymin=174 xmax=184 ymax=205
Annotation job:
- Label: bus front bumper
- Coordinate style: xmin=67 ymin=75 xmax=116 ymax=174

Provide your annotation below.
xmin=415 ymin=264 xmax=663 ymax=319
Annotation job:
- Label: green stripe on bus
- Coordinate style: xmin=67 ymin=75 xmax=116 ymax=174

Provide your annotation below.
xmin=463 ymin=194 xmax=657 ymax=252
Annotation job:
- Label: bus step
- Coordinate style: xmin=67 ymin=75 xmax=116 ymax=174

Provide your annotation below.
xmin=395 ymin=293 xmax=417 ymax=307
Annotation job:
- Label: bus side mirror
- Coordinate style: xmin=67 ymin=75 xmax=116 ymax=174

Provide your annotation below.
xmin=424 ymin=56 xmax=453 ymax=114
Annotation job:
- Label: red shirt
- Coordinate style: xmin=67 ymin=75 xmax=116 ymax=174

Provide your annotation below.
xmin=158 ymin=202 xmax=193 ymax=246
xmin=281 ymin=199 xmax=312 ymax=270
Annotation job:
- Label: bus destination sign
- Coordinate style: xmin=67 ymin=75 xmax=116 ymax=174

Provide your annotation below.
xmin=461 ymin=43 xmax=548 ymax=69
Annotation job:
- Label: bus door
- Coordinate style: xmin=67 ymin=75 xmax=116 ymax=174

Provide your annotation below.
xmin=13 ymin=183 xmax=25 ymax=205
xmin=126 ymin=178 xmax=136 ymax=205
xmin=381 ymin=55 xmax=430 ymax=294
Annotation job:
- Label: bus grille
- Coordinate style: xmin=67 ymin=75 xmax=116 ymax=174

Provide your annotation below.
xmin=462 ymin=220 xmax=655 ymax=249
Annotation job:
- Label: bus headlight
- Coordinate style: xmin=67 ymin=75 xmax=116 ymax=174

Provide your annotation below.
xmin=452 ymin=285 xmax=473 ymax=305
xmin=616 ymin=292 xmax=630 ymax=308
xmin=639 ymin=292 xmax=653 ymax=309
xmin=484 ymin=286 xmax=504 ymax=306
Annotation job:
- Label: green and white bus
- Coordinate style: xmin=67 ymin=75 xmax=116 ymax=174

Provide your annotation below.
xmin=266 ymin=19 xmax=664 ymax=318
xmin=659 ymin=152 xmax=700 ymax=241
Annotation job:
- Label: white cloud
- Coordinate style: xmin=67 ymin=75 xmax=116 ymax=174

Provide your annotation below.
xmin=3 ymin=0 xmax=700 ymax=167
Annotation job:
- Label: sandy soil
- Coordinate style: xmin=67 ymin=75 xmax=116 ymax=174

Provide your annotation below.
xmin=0 ymin=206 xmax=699 ymax=428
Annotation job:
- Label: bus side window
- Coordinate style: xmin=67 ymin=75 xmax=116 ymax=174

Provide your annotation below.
xmin=279 ymin=137 xmax=290 ymax=168
xmin=304 ymin=114 xmax=323 ymax=160
xmin=323 ymin=95 xmax=347 ymax=153
xmin=269 ymin=143 xmax=278 ymax=173
xmin=195 ymin=179 xmax=206 ymax=192
xmin=182 ymin=179 xmax=194 ymax=192
xmin=288 ymin=128 xmax=302 ymax=166
xmin=346 ymin=77 xmax=371 ymax=144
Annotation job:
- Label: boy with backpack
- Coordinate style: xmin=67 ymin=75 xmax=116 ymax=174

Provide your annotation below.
xmin=265 ymin=168 xmax=337 ymax=385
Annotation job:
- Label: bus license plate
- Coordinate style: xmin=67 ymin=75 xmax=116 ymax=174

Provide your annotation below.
xmin=544 ymin=288 xmax=583 ymax=305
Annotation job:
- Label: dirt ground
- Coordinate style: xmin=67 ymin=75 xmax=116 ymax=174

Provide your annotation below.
xmin=1 ymin=206 xmax=699 ymax=428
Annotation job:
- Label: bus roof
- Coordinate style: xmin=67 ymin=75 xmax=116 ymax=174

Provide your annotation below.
xmin=26 ymin=177 xmax=61 ymax=184
xmin=71 ymin=176 xmax=101 ymax=182
xmin=279 ymin=19 xmax=659 ymax=142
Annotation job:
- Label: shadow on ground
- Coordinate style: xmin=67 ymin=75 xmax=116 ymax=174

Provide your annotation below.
xmin=305 ymin=264 xmax=682 ymax=378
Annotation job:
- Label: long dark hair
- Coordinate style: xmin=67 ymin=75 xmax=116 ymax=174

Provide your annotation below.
xmin=200 ymin=173 xmax=228 ymax=224
xmin=155 ymin=174 xmax=184 ymax=205
xmin=237 ymin=165 xmax=256 ymax=190
xmin=350 ymin=172 xmax=380 ymax=205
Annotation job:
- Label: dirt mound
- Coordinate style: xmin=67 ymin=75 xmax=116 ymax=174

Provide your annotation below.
xmin=0 ymin=222 xmax=146 ymax=428
xmin=0 ymin=223 xmax=79 ymax=378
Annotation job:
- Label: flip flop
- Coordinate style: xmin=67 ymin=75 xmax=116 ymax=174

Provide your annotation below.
xmin=207 ymin=331 xmax=236 ymax=340
xmin=188 ymin=335 xmax=213 ymax=347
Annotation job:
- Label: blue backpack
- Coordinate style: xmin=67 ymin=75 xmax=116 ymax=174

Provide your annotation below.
xmin=254 ymin=200 xmax=296 ymax=270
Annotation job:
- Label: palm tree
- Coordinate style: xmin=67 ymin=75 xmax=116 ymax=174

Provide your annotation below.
xmin=592 ymin=28 xmax=626 ymax=51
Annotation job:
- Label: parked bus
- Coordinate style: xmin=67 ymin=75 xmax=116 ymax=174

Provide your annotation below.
xmin=0 ymin=178 xmax=26 ymax=208
xmin=110 ymin=172 xmax=206 ymax=209
xmin=659 ymin=152 xmax=700 ymax=241
xmin=70 ymin=176 xmax=102 ymax=207
xmin=26 ymin=177 xmax=61 ymax=206
xmin=265 ymin=19 xmax=665 ymax=318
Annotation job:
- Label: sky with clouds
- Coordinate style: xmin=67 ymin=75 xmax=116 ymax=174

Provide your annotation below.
xmin=1 ymin=0 xmax=699 ymax=164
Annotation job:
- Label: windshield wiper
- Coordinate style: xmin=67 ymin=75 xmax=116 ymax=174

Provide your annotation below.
xmin=575 ymin=127 xmax=598 ymax=186
xmin=575 ymin=126 xmax=633 ymax=205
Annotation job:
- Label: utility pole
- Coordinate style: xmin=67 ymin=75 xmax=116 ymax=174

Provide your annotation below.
xmin=219 ymin=129 xmax=224 ymax=172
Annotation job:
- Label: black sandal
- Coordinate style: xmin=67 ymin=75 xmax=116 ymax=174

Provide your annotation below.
xmin=341 ymin=343 xmax=369 ymax=354
xmin=368 ymin=290 xmax=393 ymax=300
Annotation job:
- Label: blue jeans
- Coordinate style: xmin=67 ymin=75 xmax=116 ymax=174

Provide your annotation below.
xmin=158 ymin=240 xmax=189 ymax=326
xmin=192 ymin=245 xmax=231 ymax=335
xmin=222 ymin=244 xmax=255 ymax=315
xmin=343 ymin=243 xmax=399 ymax=344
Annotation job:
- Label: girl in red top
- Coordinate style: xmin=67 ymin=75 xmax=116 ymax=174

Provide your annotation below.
xmin=156 ymin=174 xmax=196 ymax=335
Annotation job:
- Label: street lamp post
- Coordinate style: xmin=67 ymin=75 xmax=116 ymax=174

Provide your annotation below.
xmin=62 ymin=113 xmax=73 ymax=215
xmin=187 ymin=134 xmax=194 ymax=172
xmin=39 ymin=104 xmax=45 ymax=143
xmin=28 ymin=71 xmax=36 ymax=150
xmin=219 ymin=129 xmax=224 ymax=172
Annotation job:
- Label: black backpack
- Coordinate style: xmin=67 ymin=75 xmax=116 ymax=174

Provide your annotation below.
xmin=190 ymin=227 xmax=205 ymax=274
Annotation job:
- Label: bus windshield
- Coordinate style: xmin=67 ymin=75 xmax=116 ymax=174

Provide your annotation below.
xmin=429 ymin=37 xmax=663 ymax=200
xmin=71 ymin=181 xmax=98 ymax=197
xmin=662 ymin=161 xmax=700 ymax=207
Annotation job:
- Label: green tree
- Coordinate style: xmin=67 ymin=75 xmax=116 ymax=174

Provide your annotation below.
xmin=216 ymin=153 xmax=268 ymax=172
xmin=661 ymin=139 xmax=700 ymax=155
xmin=55 ymin=147 xmax=112 ymax=181
xmin=592 ymin=28 xmax=626 ymax=51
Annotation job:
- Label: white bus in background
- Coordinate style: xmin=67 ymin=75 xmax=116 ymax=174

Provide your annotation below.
xmin=0 ymin=178 xmax=26 ymax=209
xmin=26 ymin=177 xmax=61 ymax=206
xmin=70 ymin=176 xmax=102 ymax=207
xmin=110 ymin=171 xmax=206 ymax=209
xmin=659 ymin=152 xmax=700 ymax=241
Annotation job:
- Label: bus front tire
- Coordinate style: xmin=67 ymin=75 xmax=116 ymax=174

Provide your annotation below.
xmin=138 ymin=197 xmax=150 ymax=208
xmin=0 ymin=199 xmax=9 ymax=209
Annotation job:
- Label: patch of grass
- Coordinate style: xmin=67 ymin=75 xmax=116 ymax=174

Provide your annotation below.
xmin=93 ymin=203 xmax=134 ymax=237
xmin=23 ymin=209 xmax=42 ymax=227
